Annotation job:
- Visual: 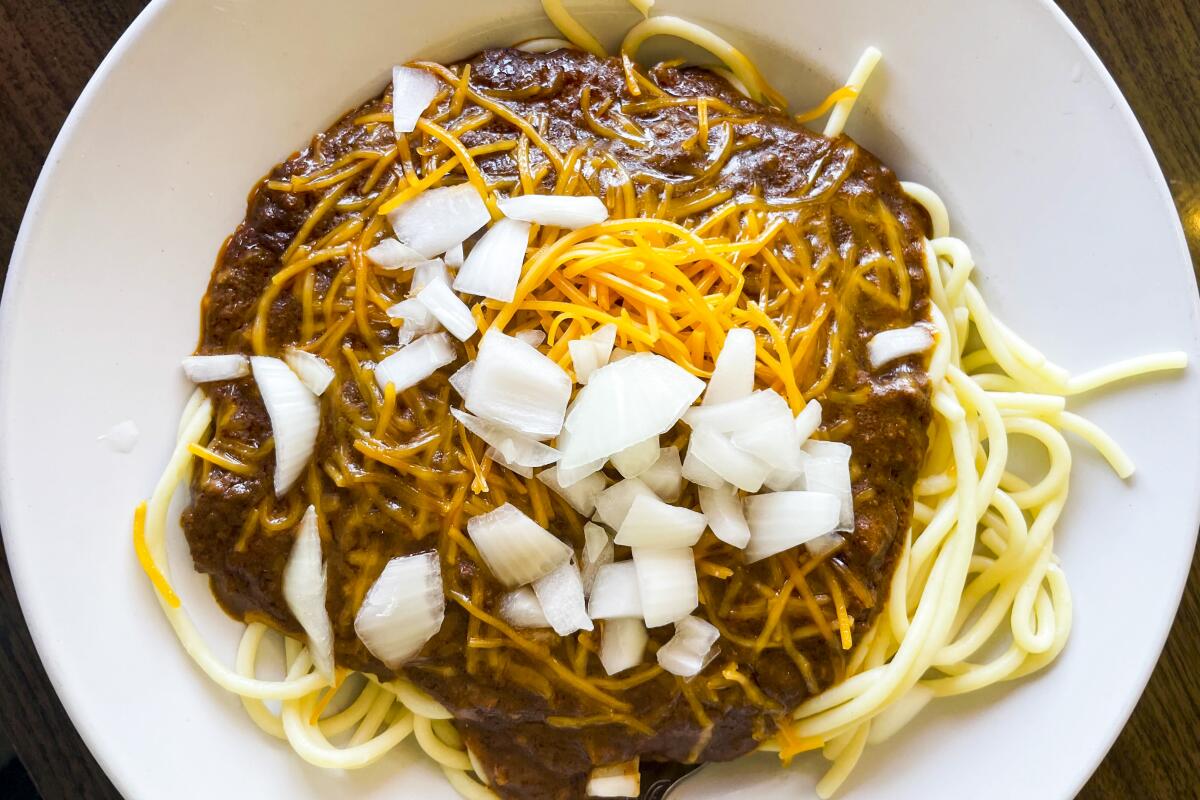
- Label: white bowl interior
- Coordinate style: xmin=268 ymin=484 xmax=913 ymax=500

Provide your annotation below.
xmin=1 ymin=1 xmax=1197 ymax=798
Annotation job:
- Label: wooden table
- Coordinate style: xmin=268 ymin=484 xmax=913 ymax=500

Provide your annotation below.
xmin=0 ymin=1 xmax=1197 ymax=797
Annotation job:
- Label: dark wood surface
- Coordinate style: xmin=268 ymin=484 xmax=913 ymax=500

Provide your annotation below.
xmin=0 ymin=1 xmax=1197 ymax=798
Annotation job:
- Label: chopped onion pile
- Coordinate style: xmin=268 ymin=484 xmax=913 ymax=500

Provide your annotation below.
xmin=283 ymin=347 xmax=335 ymax=396
xmin=497 ymin=194 xmax=609 ymax=229
xmin=638 ymin=446 xmax=683 ymax=501
xmin=453 ymin=218 xmax=531 ymax=302
xmin=632 ymin=547 xmax=698 ymax=627
xmin=391 ymin=65 xmax=439 ymax=135
xmin=537 ymin=466 xmax=608 ymax=517
xmin=558 ymin=353 xmax=704 ymax=469
xmin=610 ymin=434 xmax=659 ymax=478
xmin=498 ymin=586 xmax=549 ymax=629
xmin=586 ymin=758 xmax=641 ymax=798
xmin=416 ymin=279 xmax=478 ymax=341
xmin=587 ymin=561 xmax=642 ymax=619
xmin=466 ymin=503 xmax=572 ymax=588
xmin=182 ymin=354 xmax=249 ymax=383
xmin=373 ymin=333 xmax=456 ymax=393
xmin=282 ymin=506 xmax=334 ymax=681
xmin=452 ymin=409 xmax=559 ymax=469
xmin=744 ymin=491 xmax=841 ymax=563
xmin=250 ymin=356 xmax=320 ymax=495
xmin=466 ymin=330 xmax=571 ymax=438
xmin=599 ymin=619 xmax=648 ymax=677
xmin=703 ymin=328 xmax=755 ymax=405
xmin=354 ymin=551 xmax=445 ymax=668
xmin=614 ymin=494 xmax=707 ymax=549
xmin=656 ymin=615 xmax=719 ymax=678
xmin=388 ymin=183 xmax=489 ymax=258
xmin=867 ymin=324 xmax=934 ymax=369
xmin=533 ymin=560 xmax=593 ymax=636
xmin=568 ymin=324 xmax=617 ymax=384
xmin=365 ymin=237 xmax=426 ymax=270
xmin=698 ymin=485 xmax=750 ymax=548
xmin=593 ymin=478 xmax=656 ymax=529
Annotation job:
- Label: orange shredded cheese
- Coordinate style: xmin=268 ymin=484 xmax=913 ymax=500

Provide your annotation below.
xmin=132 ymin=501 xmax=180 ymax=608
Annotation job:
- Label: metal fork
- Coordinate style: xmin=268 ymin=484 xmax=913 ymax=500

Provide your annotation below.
xmin=639 ymin=762 xmax=706 ymax=799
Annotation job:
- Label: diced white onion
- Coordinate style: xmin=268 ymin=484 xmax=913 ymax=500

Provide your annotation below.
xmin=497 ymin=194 xmax=609 ymax=229
xmin=416 ymin=279 xmax=478 ymax=341
xmin=373 ymin=333 xmax=456 ymax=393
xmin=283 ymin=347 xmax=335 ymax=396
xmin=443 ymin=242 xmax=464 ymax=268
xmin=803 ymin=440 xmax=852 ymax=459
xmin=762 ymin=462 xmax=807 ymax=492
xmin=684 ymin=389 xmax=787 ymax=433
xmin=559 ymin=353 xmax=704 ymax=469
xmin=639 ymin=446 xmax=683 ymax=501
xmin=610 ymin=434 xmax=659 ymax=478
xmin=466 ymin=503 xmax=572 ymax=588
xmin=533 ymin=560 xmax=594 ymax=636
xmin=868 ymin=325 xmax=934 ymax=369
xmin=609 ymin=347 xmax=634 ymax=362
xmin=703 ymin=328 xmax=755 ymax=405
xmin=681 ymin=445 xmax=726 ymax=489
xmin=453 ymin=218 xmax=531 ymax=302
xmin=632 ymin=546 xmax=698 ymax=627
xmin=488 ymin=446 xmax=533 ymax=477
xmin=354 ymin=551 xmax=445 ymax=668
xmin=794 ymin=398 xmax=823 ymax=442
xmin=730 ymin=400 xmax=803 ymax=472
xmin=568 ymin=324 xmax=617 ymax=384
xmin=466 ymin=330 xmax=571 ymax=438
xmin=282 ymin=506 xmax=334 ymax=681
xmin=411 ymin=258 xmax=450 ymax=294
xmin=687 ymin=426 xmax=770 ymax=492
xmin=614 ymin=494 xmax=707 ymax=549
xmin=498 ymin=586 xmax=549 ymax=629
xmin=587 ymin=561 xmax=642 ymax=619
xmin=599 ymin=619 xmax=648 ymax=677
xmin=388 ymin=183 xmax=489 ymax=258
xmin=581 ymin=522 xmax=615 ymax=595
xmin=593 ymin=478 xmax=656 ymax=529
xmin=515 ymin=329 xmax=546 ymax=348
xmin=366 ymin=238 xmax=426 ymax=270
xmin=744 ymin=491 xmax=841 ymax=563
xmin=806 ymin=531 xmax=845 ymax=559
xmin=448 ymin=361 xmax=474 ymax=399
xmin=386 ymin=297 xmax=441 ymax=344
xmin=698 ymin=485 xmax=750 ymax=548
xmin=537 ymin=465 xmax=608 ymax=517
xmin=182 ymin=354 xmax=249 ymax=383
xmin=99 ymin=420 xmax=139 ymax=452
xmin=250 ymin=356 xmax=320 ymax=495
xmin=805 ymin=454 xmax=854 ymax=532
xmin=587 ymin=759 xmax=641 ymax=797
xmin=554 ymin=455 xmax=607 ymax=488
xmin=656 ymin=615 xmax=719 ymax=678
xmin=452 ymin=409 xmax=559 ymax=469
xmin=391 ymin=65 xmax=439 ymax=135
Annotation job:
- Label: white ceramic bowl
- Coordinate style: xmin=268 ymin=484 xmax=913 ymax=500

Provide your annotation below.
xmin=2 ymin=1 xmax=1197 ymax=798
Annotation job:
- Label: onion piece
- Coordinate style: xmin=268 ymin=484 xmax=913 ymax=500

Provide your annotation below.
xmin=388 ymin=183 xmax=489 ymax=258
xmin=498 ymin=586 xmax=549 ymax=629
xmin=365 ymin=238 xmax=426 ymax=270
xmin=698 ymin=485 xmax=750 ymax=548
xmin=448 ymin=361 xmax=474 ymax=399
xmin=806 ymin=531 xmax=845 ymax=559
xmin=283 ymin=347 xmax=335 ymax=396
xmin=794 ymin=398 xmax=824 ymax=442
xmin=386 ymin=297 xmax=442 ymax=345
xmin=453 ymin=218 xmax=531 ymax=302
xmin=537 ymin=465 xmax=608 ymax=517
xmin=587 ymin=759 xmax=641 ymax=797
xmin=762 ymin=461 xmax=808 ymax=492
xmin=497 ymin=194 xmax=609 ymax=229
xmin=532 ymin=560 xmax=593 ymax=636
xmin=804 ymin=454 xmax=854 ymax=532
xmin=553 ymin=452 xmax=607 ymax=488
xmin=354 ymin=551 xmax=445 ymax=668
xmin=466 ymin=503 xmax=572 ymax=588
xmin=599 ymin=620 xmax=648 ymax=677
xmin=581 ymin=522 xmax=615 ymax=595
xmin=452 ymin=408 xmax=559 ymax=468
xmin=568 ymin=324 xmax=617 ymax=384
xmin=411 ymin=258 xmax=450 ymax=294
xmin=515 ymin=329 xmax=546 ymax=348
xmin=587 ymin=561 xmax=643 ymax=619
xmin=683 ymin=389 xmax=787 ymax=433
xmin=610 ymin=434 xmax=659 ymax=478
xmin=639 ymin=446 xmax=683 ymax=501
xmin=99 ymin=420 xmax=139 ymax=453
xmin=593 ymin=478 xmax=656 ymax=530
xmin=868 ymin=325 xmax=934 ymax=369
xmin=680 ymin=445 xmax=726 ymax=489
xmin=559 ymin=353 xmax=704 ymax=469
xmin=744 ymin=491 xmax=841 ymax=563
xmin=373 ymin=333 xmax=456 ymax=393
xmin=282 ymin=506 xmax=334 ymax=681
xmin=703 ymin=328 xmax=755 ymax=405
xmin=614 ymin=494 xmax=707 ymax=549
xmin=416 ymin=279 xmax=478 ymax=341
xmin=687 ymin=426 xmax=770 ymax=492
xmin=656 ymin=615 xmax=719 ymax=678
xmin=609 ymin=347 xmax=634 ymax=362
xmin=250 ymin=356 xmax=320 ymax=495
xmin=632 ymin=547 xmax=698 ymax=627
xmin=803 ymin=440 xmax=852 ymax=459
xmin=182 ymin=354 xmax=249 ymax=383
xmin=487 ymin=446 xmax=533 ymax=478
xmin=443 ymin=242 xmax=464 ymax=268
xmin=729 ymin=399 xmax=803 ymax=472
xmin=467 ymin=330 xmax=571 ymax=438
xmin=391 ymin=65 xmax=439 ymax=135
